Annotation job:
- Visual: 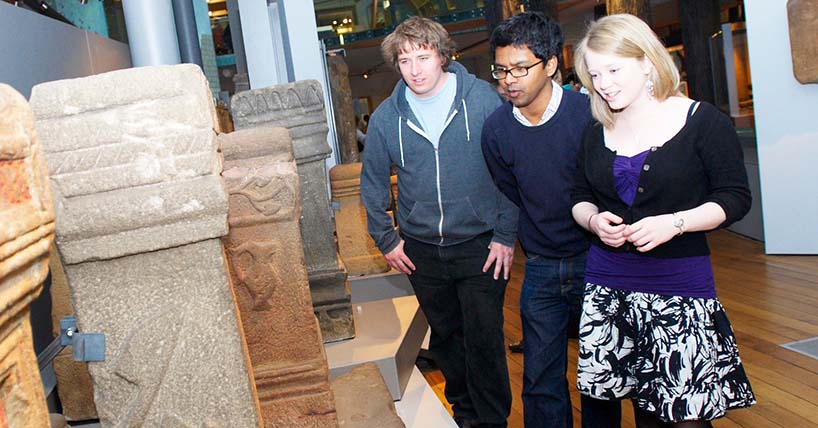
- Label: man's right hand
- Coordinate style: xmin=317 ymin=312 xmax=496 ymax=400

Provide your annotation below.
xmin=385 ymin=240 xmax=416 ymax=275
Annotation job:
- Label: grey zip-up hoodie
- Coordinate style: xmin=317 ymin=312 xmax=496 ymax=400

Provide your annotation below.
xmin=361 ymin=61 xmax=518 ymax=254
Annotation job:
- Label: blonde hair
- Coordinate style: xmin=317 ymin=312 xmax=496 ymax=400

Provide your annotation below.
xmin=574 ymin=14 xmax=681 ymax=128
xmin=381 ymin=16 xmax=456 ymax=71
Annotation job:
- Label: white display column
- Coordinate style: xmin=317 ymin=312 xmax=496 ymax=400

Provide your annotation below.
xmin=122 ymin=0 xmax=181 ymax=66
xmin=237 ymin=0 xmax=284 ymax=88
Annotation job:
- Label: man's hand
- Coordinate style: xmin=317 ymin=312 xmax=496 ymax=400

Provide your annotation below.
xmin=384 ymin=240 xmax=416 ymax=275
xmin=483 ymin=242 xmax=515 ymax=281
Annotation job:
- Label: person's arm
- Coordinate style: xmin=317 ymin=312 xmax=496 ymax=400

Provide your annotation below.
xmin=360 ymin=118 xmax=414 ymax=273
xmin=481 ymin=122 xmax=522 ymax=207
xmin=570 ymin=124 xmax=627 ymax=247
xmin=479 ymin=101 xmax=518 ymax=280
xmin=622 ymin=203 xmax=725 ymax=252
xmin=623 ymin=108 xmax=751 ymax=252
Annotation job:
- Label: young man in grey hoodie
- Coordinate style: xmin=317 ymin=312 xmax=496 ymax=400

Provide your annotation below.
xmin=360 ymin=16 xmax=518 ymax=428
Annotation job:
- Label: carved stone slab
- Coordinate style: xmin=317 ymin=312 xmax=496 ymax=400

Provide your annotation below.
xmin=231 ymin=80 xmax=354 ymax=342
xmin=327 ymin=55 xmax=360 ymax=164
xmin=0 ymin=84 xmax=53 ymax=428
xmin=330 ymin=163 xmax=388 ymax=276
xmin=787 ymin=0 xmax=818 ymax=83
xmin=220 ymin=127 xmax=338 ymax=428
xmin=30 ymin=65 xmax=261 ymax=428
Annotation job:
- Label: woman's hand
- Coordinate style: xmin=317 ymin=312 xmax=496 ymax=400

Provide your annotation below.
xmin=623 ymin=214 xmax=678 ymax=252
xmin=590 ymin=211 xmax=627 ymax=248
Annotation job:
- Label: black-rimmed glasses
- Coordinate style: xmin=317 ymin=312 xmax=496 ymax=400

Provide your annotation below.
xmin=491 ymin=60 xmax=544 ymax=80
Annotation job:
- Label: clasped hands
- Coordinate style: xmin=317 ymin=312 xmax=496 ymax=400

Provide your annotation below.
xmin=588 ymin=211 xmax=678 ymax=252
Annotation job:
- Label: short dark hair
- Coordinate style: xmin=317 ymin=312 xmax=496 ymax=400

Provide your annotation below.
xmin=489 ymin=12 xmax=564 ymax=68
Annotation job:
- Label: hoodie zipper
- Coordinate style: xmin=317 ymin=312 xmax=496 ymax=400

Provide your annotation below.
xmin=406 ymin=109 xmax=460 ymax=245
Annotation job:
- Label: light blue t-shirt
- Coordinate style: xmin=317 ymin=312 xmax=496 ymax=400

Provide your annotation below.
xmin=405 ymin=72 xmax=457 ymax=149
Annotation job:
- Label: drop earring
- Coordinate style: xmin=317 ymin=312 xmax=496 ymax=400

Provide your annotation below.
xmin=645 ymin=79 xmax=655 ymax=100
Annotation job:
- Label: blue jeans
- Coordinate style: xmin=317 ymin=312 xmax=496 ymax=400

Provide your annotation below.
xmin=520 ymin=252 xmax=621 ymax=428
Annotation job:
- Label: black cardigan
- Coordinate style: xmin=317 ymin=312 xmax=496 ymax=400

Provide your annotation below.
xmin=571 ymin=102 xmax=751 ymax=258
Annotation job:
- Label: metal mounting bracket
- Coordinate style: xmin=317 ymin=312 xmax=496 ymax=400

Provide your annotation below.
xmin=60 ymin=315 xmax=105 ymax=362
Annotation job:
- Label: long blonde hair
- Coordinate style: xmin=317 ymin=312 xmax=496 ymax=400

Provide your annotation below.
xmin=574 ymin=14 xmax=680 ymax=128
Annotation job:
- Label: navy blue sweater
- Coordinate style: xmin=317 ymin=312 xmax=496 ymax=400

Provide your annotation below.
xmin=482 ymin=90 xmax=593 ymax=258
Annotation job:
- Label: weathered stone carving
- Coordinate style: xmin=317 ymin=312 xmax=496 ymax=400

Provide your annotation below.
xmin=30 ymin=65 xmax=261 ymax=428
xmin=0 ymin=84 xmax=53 ymax=428
xmin=787 ymin=0 xmax=818 ymax=84
xmin=220 ymin=126 xmax=338 ymax=428
xmin=327 ymin=54 xmax=360 ymax=164
xmin=48 ymin=245 xmax=97 ymax=421
xmin=330 ymin=163 xmax=388 ymax=276
xmin=331 ymin=363 xmax=405 ymax=428
xmin=231 ymin=80 xmax=354 ymax=342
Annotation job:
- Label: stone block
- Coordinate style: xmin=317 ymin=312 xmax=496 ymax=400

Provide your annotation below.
xmin=30 ymin=65 xmax=261 ymax=428
xmin=330 ymin=363 xmax=405 ymax=428
xmin=325 ymin=296 xmax=427 ymax=400
xmin=330 ymin=162 xmax=388 ymax=276
xmin=0 ymin=84 xmax=53 ymax=428
xmin=220 ymin=127 xmax=338 ymax=428
xmin=231 ymin=80 xmax=354 ymax=342
xmin=327 ymin=54 xmax=359 ymax=164
xmin=787 ymin=0 xmax=818 ymax=83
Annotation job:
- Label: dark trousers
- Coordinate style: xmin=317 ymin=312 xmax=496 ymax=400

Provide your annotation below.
xmin=403 ymin=232 xmax=511 ymax=428
xmin=520 ymin=252 xmax=621 ymax=428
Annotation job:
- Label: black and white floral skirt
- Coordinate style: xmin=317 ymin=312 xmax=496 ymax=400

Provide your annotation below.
xmin=576 ymin=283 xmax=756 ymax=422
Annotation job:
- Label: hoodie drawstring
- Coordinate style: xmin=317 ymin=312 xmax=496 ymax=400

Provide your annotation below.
xmin=462 ymin=99 xmax=470 ymax=141
xmin=398 ymin=116 xmax=405 ymax=167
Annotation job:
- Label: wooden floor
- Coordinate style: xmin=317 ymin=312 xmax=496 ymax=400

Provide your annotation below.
xmin=420 ymin=230 xmax=818 ymax=427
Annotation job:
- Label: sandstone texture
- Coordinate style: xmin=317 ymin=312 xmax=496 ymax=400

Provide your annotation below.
xmin=31 ymin=65 xmax=261 ymax=428
xmin=231 ymin=80 xmax=354 ymax=342
xmin=330 ymin=162 xmax=388 ymax=276
xmin=0 ymin=84 xmax=54 ymax=428
xmin=221 ymin=127 xmax=338 ymax=428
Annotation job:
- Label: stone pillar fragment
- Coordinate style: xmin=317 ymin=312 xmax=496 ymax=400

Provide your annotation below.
xmin=330 ymin=163 xmax=388 ymax=276
xmin=0 ymin=84 xmax=53 ymax=428
xmin=220 ymin=127 xmax=338 ymax=428
xmin=30 ymin=65 xmax=261 ymax=428
xmin=787 ymin=0 xmax=818 ymax=84
xmin=327 ymin=54 xmax=360 ymax=164
xmin=231 ymin=80 xmax=354 ymax=342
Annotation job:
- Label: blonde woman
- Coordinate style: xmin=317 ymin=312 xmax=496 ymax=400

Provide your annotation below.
xmin=570 ymin=14 xmax=756 ymax=428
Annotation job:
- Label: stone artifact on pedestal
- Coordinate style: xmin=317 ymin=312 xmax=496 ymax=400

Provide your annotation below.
xmin=30 ymin=64 xmax=261 ymax=428
xmin=0 ymin=84 xmax=53 ymax=428
xmin=220 ymin=126 xmax=338 ymax=428
xmin=330 ymin=162 xmax=388 ymax=276
xmin=48 ymin=247 xmax=97 ymax=421
xmin=231 ymin=80 xmax=354 ymax=342
xmin=327 ymin=54 xmax=360 ymax=164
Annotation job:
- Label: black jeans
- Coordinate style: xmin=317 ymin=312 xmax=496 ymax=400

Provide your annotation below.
xmin=403 ymin=232 xmax=511 ymax=428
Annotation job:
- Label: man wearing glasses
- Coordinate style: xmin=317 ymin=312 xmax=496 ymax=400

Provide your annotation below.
xmin=481 ymin=12 xmax=622 ymax=428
